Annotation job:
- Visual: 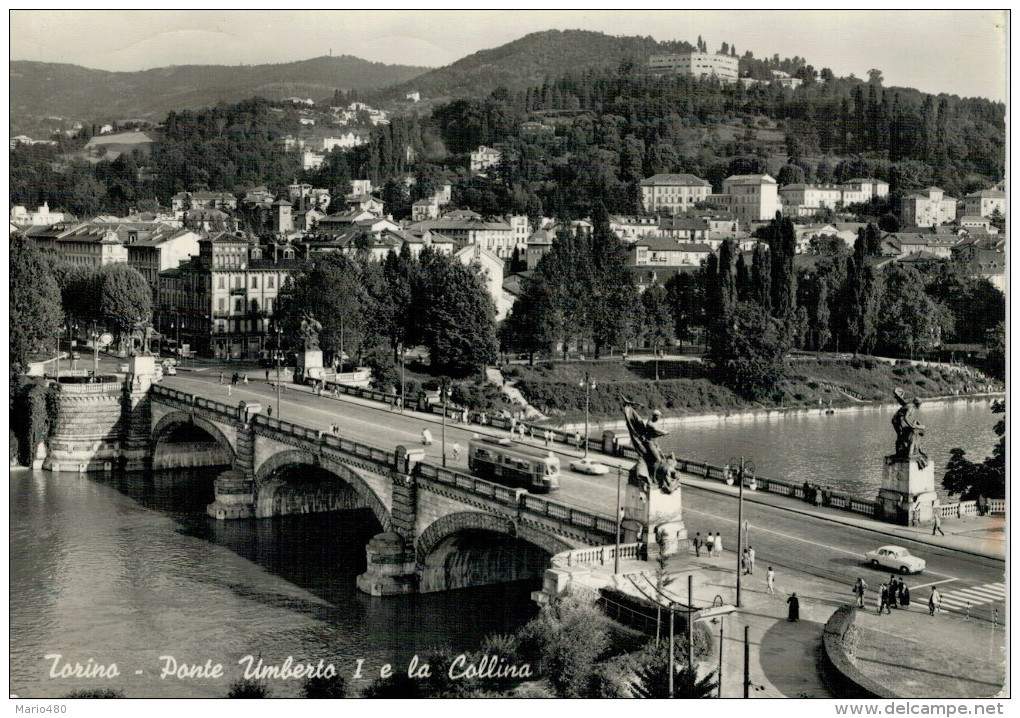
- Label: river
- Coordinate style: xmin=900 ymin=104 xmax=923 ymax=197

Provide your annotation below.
xmin=9 ymin=398 xmax=998 ymax=697
xmin=9 ymin=467 xmax=538 ymax=698
xmin=659 ymin=397 xmax=1000 ymax=499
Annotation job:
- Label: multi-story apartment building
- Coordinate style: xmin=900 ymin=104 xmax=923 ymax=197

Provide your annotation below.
xmin=712 ymin=175 xmax=781 ymax=222
xmin=647 ymin=52 xmax=739 ymax=82
xmin=629 ymin=237 xmax=713 ymax=267
xmin=899 ymin=187 xmax=957 ymax=227
xmin=779 ymin=184 xmax=845 ymax=216
xmin=470 ymin=146 xmax=502 ymax=172
xmin=963 ymin=189 xmax=1006 ymax=218
xmin=610 ymin=215 xmax=661 ymax=242
xmin=639 ymin=174 xmax=713 ymax=214
xmin=21 ymin=221 xmax=128 ymax=268
xmin=406 ymin=214 xmax=517 ymax=259
xmin=157 ymin=234 xmax=304 ymax=360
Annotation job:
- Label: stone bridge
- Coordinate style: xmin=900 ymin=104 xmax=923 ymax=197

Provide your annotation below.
xmin=147 ymin=385 xmax=618 ymax=595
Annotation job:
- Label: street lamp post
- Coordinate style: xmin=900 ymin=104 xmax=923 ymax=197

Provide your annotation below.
xmin=441 ymin=379 xmax=449 ymax=467
xmin=579 ymin=372 xmax=596 ymax=457
xmin=614 ymin=464 xmax=624 ymax=574
xmin=399 ymin=343 xmax=406 ymax=413
xmin=274 ymin=325 xmax=283 ymax=418
xmin=91 ymin=326 xmax=100 ymax=375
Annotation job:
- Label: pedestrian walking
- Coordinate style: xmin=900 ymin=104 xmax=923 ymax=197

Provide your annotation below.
xmin=693 ymin=532 xmax=702 ymax=557
xmin=705 ymin=532 xmax=715 ymax=556
xmin=852 ymin=577 xmax=868 ymax=608
xmin=740 ymin=551 xmax=749 ymax=575
xmin=899 ymin=582 xmax=910 ymax=608
xmin=519 ymin=424 xmax=527 ymax=440
xmin=766 ymin=567 xmax=775 ymax=594
xmin=218 ymin=372 xmax=224 ymax=384
xmin=452 ymin=442 xmax=461 ymax=460
xmin=243 ymin=373 xmax=249 ymax=385
xmin=574 ymin=431 xmax=581 ymax=449
xmin=544 ymin=430 xmax=552 ymax=447
xmin=422 ymin=428 xmax=433 ymax=446
xmin=227 ymin=384 xmax=232 ymax=396
xmin=747 ymin=546 xmax=756 ymax=574
xmin=878 ymin=583 xmax=891 ymax=614
xmin=510 ymin=417 xmax=517 ymax=434
xmin=714 ymin=532 xmax=723 ymax=557
xmin=787 ymin=593 xmax=800 ymax=622
xmin=932 ymin=512 xmax=945 ymax=536
xmin=929 ymin=587 xmax=941 ymax=616
xmin=266 ymin=370 xmax=270 ymax=382
xmin=266 ymin=405 xmax=272 ymax=417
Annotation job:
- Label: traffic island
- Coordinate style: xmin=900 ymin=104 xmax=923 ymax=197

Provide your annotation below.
xmin=823 ymin=604 xmax=1005 ymax=698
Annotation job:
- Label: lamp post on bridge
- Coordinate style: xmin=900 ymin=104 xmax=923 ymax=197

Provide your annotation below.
xmin=614 ymin=463 xmax=624 ymax=575
xmin=579 ymin=371 xmax=596 ymax=458
xmin=440 ymin=378 xmax=450 ymax=467
xmin=273 ymin=325 xmax=283 ymax=418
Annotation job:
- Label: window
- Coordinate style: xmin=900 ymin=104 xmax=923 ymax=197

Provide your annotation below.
xmin=218 ymin=298 xmax=225 ymax=311
xmin=234 ymin=298 xmax=243 ymax=313
xmin=218 ymin=276 xmax=225 ymax=289
xmin=251 ymin=275 xmax=258 ymax=289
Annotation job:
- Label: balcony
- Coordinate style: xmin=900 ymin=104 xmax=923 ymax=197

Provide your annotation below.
xmin=229 ymin=287 xmax=246 ymax=295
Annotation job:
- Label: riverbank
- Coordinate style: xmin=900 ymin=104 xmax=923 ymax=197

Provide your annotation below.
xmin=540 ymin=391 xmax=1004 ymax=433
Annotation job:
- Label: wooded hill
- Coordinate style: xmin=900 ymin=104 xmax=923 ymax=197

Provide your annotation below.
xmin=10 ymin=56 xmax=428 ymax=131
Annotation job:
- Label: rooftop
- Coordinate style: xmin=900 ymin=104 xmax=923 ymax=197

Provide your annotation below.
xmin=639 ymin=173 xmax=711 ymax=187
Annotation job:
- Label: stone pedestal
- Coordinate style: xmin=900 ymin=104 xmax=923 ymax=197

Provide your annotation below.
xmin=877 ymin=456 xmax=937 ymax=526
xmin=357 ymin=532 xmax=418 ymax=596
xmin=207 ymin=469 xmax=255 ymax=519
xmin=624 ymin=466 xmax=687 ymax=556
xmin=298 ymin=350 xmax=324 ymax=383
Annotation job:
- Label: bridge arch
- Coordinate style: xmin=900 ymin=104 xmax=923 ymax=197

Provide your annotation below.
xmin=416 ymin=512 xmax=571 ymax=593
xmin=151 ymin=410 xmax=236 ymax=467
xmin=254 ymin=450 xmax=391 ymax=531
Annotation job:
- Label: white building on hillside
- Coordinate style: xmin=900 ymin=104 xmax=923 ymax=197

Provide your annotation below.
xmin=647 ymin=52 xmax=739 ymax=82
xmin=639 ymin=173 xmax=712 ymax=214
xmin=712 ymin=175 xmax=781 ymax=222
xmin=900 ymin=187 xmax=957 ymax=227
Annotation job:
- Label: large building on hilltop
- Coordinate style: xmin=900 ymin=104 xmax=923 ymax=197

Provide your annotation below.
xmin=647 ymin=52 xmax=739 ymax=82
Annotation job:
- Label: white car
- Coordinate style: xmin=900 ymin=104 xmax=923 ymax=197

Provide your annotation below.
xmin=569 ymin=458 xmax=610 ymax=476
xmin=865 ymin=545 xmax=926 ymax=574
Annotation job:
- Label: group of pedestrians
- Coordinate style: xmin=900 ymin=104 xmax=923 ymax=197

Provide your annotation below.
xmin=869 ymin=575 xmax=913 ymax=614
xmin=691 ymin=531 xmax=724 ymax=558
xmin=740 ymin=546 xmax=756 ymax=574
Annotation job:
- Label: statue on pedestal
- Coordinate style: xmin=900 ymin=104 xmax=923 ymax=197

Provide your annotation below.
xmin=300 ymin=314 xmax=322 ymax=352
xmin=622 ymin=396 xmax=681 ymax=494
xmin=892 ymin=388 xmax=928 ymax=469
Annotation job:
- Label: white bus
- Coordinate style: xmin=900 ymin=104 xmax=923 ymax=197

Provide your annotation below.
xmin=468 ymin=437 xmax=560 ymax=493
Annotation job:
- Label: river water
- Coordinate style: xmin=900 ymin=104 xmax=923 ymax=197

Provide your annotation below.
xmin=660 ymin=398 xmax=1000 ymax=499
xmin=9 ymin=467 xmax=537 ymax=698
xmin=9 ymin=398 xmax=998 ymax=697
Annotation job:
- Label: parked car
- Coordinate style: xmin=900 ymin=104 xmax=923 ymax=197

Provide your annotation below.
xmin=865 ymin=545 xmax=926 ymax=574
xmin=569 ymin=457 xmax=610 ymax=476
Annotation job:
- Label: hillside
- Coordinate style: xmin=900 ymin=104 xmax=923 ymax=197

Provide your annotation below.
xmin=378 ymin=29 xmax=693 ymax=101
xmin=10 ymin=56 xmax=429 ymax=131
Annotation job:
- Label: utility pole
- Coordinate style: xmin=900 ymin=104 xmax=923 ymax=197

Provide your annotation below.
xmin=687 ymin=574 xmax=694 ymax=676
xmin=614 ymin=464 xmax=623 ymax=574
xmin=717 ymin=624 xmax=724 ymax=698
xmin=399 ymin=343 xmax=405 ymax=412
xmin=743 ymin=625 xmax=750 ymax=698
xmin=736 ymin=456 xmax=745 ymax=608
xmin=668 ymin=604 xmax=675 ymax=698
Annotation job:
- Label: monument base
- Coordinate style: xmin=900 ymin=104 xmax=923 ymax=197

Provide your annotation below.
xmin=877 ymin=456 xmax=937 ymax=525
xmin=625 ymin=477 xmax=686 ymax=556
xmin=297 ymin=350 xmax=324 ymax=384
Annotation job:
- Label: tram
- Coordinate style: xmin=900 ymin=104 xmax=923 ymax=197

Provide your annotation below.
xmin=467 ymin=437 xmax=560 ymax=492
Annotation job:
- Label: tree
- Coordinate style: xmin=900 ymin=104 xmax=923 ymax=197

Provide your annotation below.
xmin=876 ymin=264 xmax=953 ymax=358
xmin=941 ymin=401 xmax=1005 ymax=500
xmin=588 ymin=202 xmax=638 ymax=357
xmin=273 ymin=253 xmax=370 ymax=365
xmin=750 ymin=241 xmax=772 ymax=311
xmin=631 ymin=636 xmax=718 ymax=698
xmin=10 ymin=237 xmax=64 ymax=382
xmin=97 ymin=264 xmax=152 ymax=351
xmin=813 ymin=276 xmax=832 ymax=351
xmin=707 ymin=302 xmax=791 ymax=400
xmin=515 ymin=596 xmax=610 ymax=698
xmin=639 ymin=286 xmax=674 ymax=381
xmin=419 ymin=254 xmax=498 ymax=375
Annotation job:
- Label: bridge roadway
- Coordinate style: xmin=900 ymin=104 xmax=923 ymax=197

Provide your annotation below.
xmin=160 ymin=371 xmax=1005 ymax=622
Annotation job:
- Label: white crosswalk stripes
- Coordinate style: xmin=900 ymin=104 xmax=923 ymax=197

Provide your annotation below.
xmin=938 ymin=582 xmax=1006 ymax=610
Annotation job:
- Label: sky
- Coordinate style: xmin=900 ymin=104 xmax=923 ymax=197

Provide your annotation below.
xmin=9 ymin=10 xmax=1009 ymax=102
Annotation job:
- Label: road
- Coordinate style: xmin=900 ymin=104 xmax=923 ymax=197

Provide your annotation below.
xmin=159 ymin=367 xmax=1006 ymax=623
